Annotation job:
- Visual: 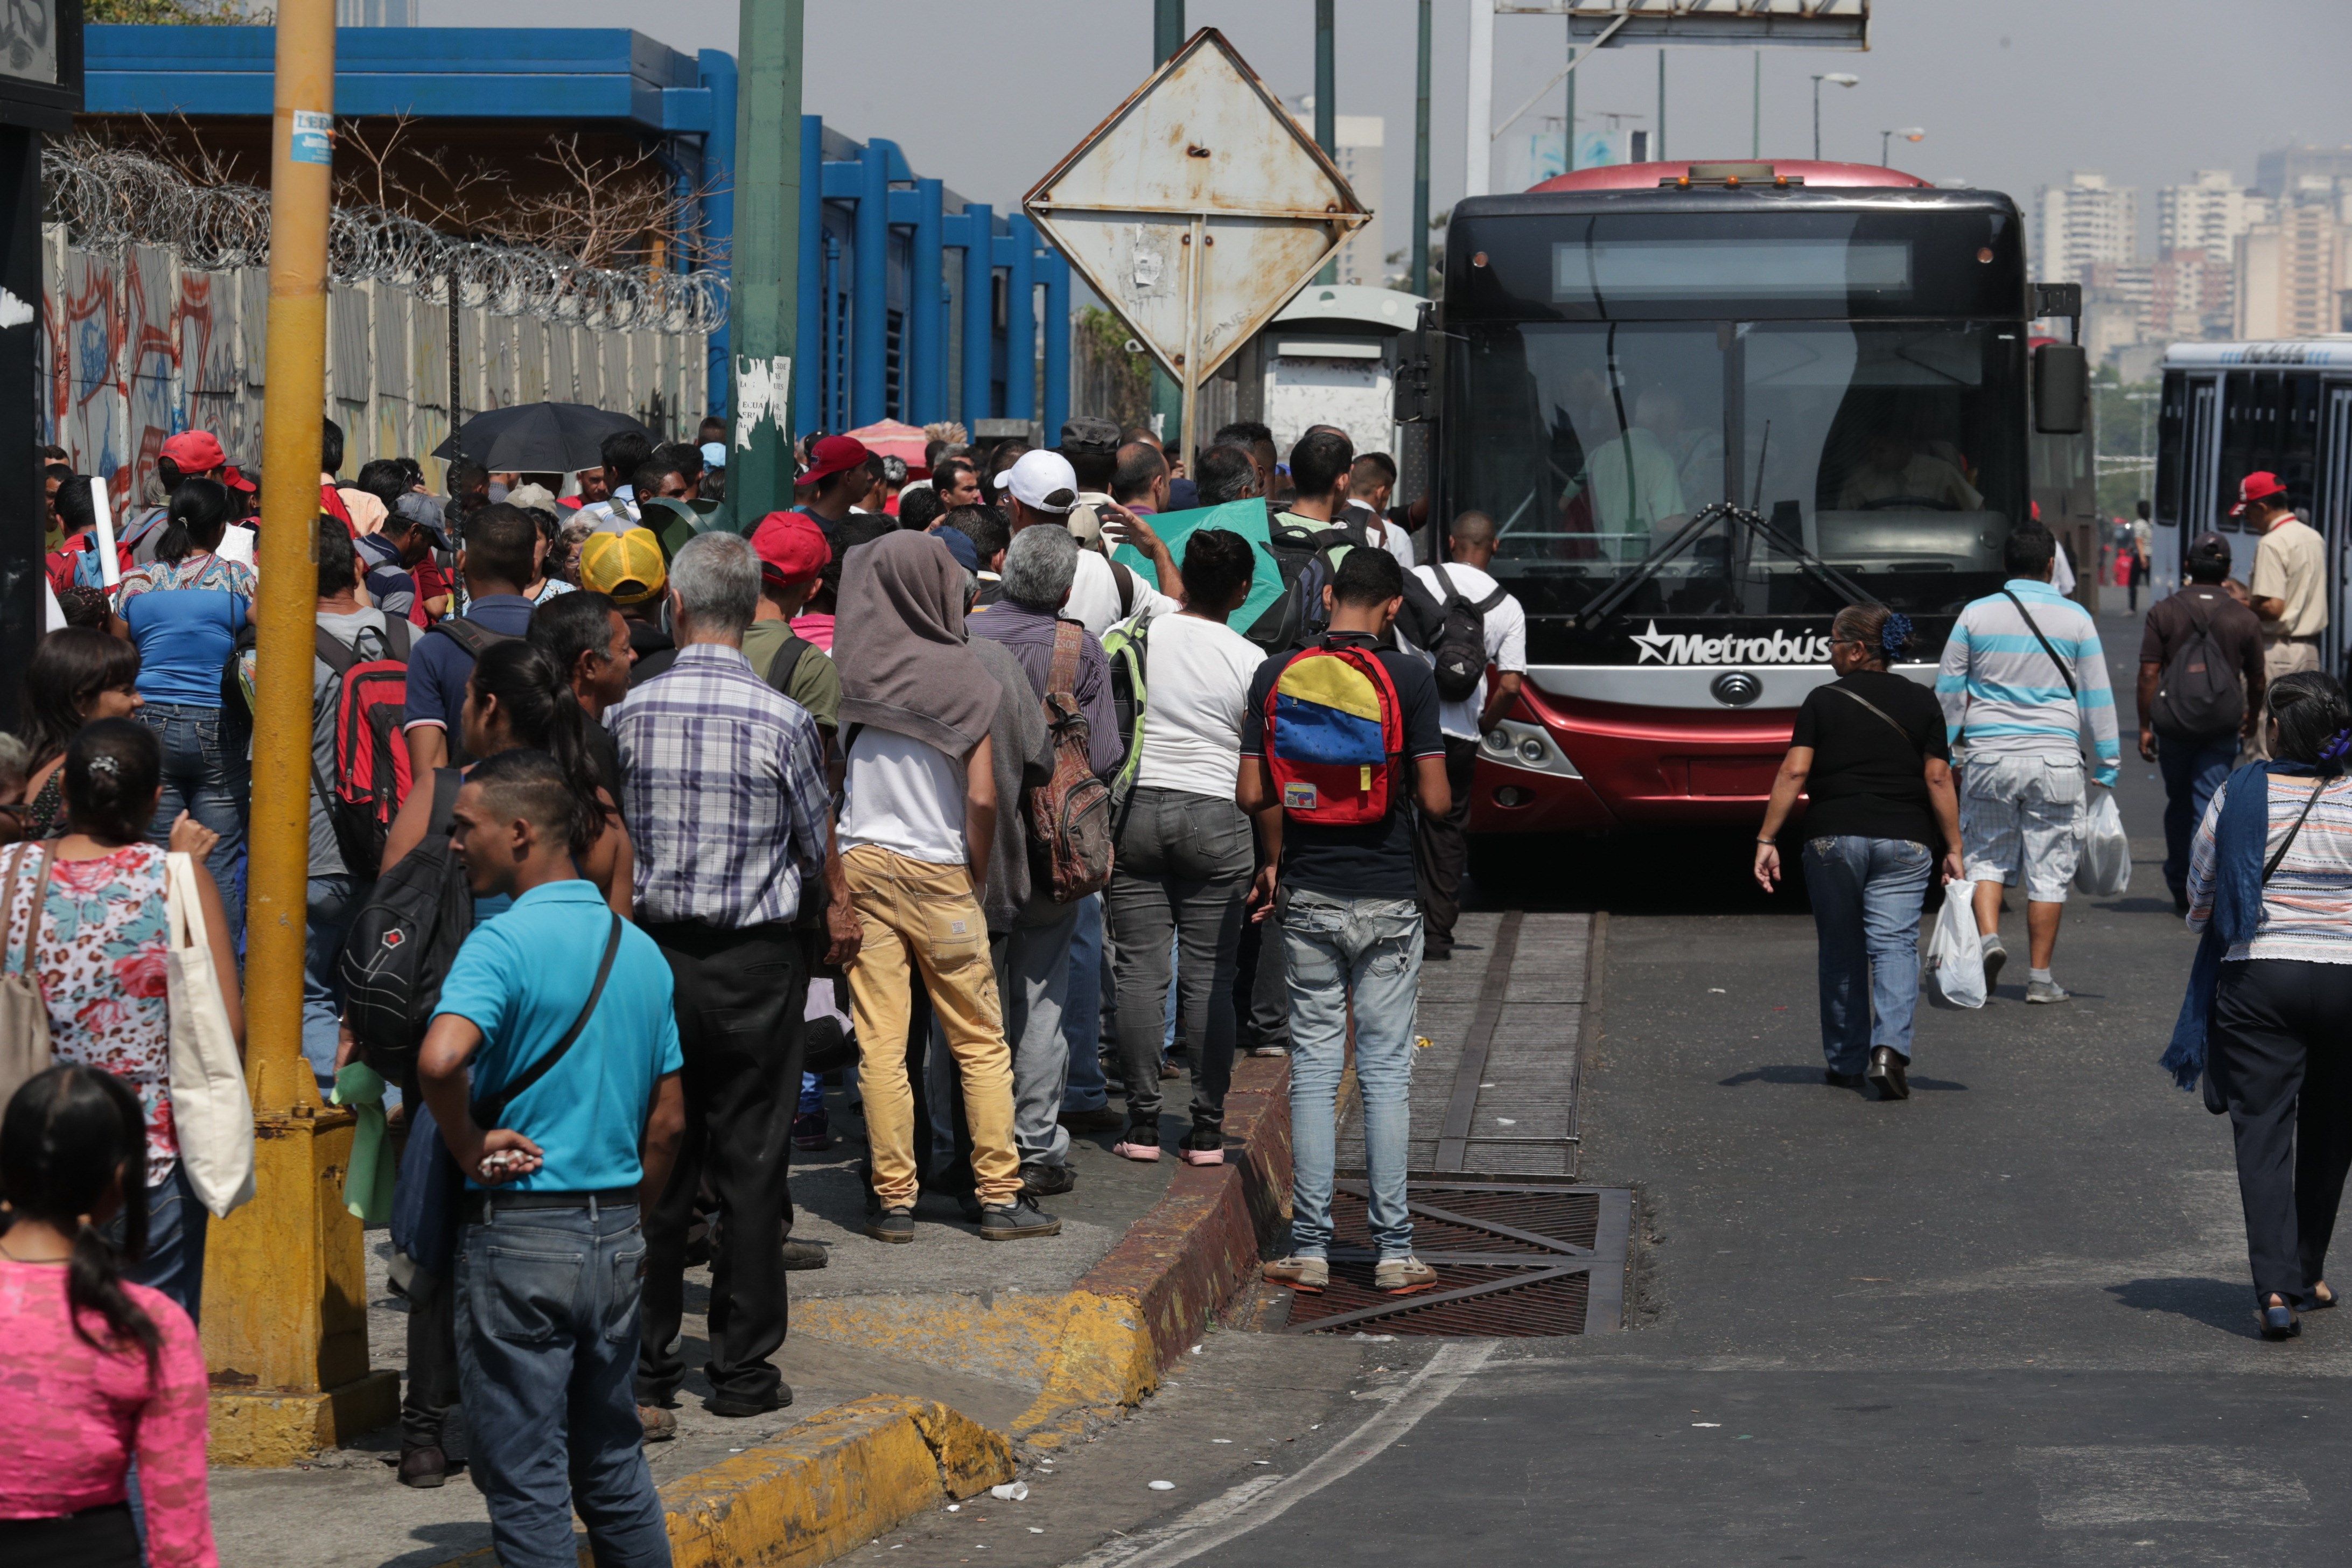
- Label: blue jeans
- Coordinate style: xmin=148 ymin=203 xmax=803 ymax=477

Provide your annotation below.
xmin=1061 ymin=893 xmax=1109 ymax=1111
xmin=2159 ymin=731 xmax=2238 ymax=900
xmin=108 ymin=1160 xmax=207 ymax=1325
xmin=138 ymin=702 xmax=247 ymax=946
xmin=1283 ymin=887 xmax=1423 ymax=1261
xmin=455 ymin=1197 xmax=670 ymax=1568
xmin=1801 ymin=836 xmax=1934 ymax=1074
xmin=304 ymin=874 xmax=359 ymax=1091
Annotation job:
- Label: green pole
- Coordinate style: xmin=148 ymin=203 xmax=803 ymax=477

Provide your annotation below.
xmin=726 ymin=0 xmax=802 ymax=528
xmin=1411 ymin=0 xmax=1431 ymax=297
xmin=1656 ymin=50 xmax=1667 ymax=164
xmin=1152 ymin=3 xmax=1185 ymax=456
xmin=1313 ymin=0 xmax=1337 ymax=285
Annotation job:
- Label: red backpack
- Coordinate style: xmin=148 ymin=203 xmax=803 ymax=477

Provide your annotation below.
xmin=1261 ymin=636 xmax=1405 ymax=828
xmin=314 ymin=620 xmax=415 ymax=879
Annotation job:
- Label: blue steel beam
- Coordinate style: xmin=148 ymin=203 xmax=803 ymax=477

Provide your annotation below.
xmin=853 ymin=142 xmax=889 ymax=425
xmin=794 ymin=115 xmax=823 ymax=439
xmin=961 ymin=202 xmax=995 ymax=425
xmin=1040 ymin=249 xmax=1069 ymax=441
xmin=1002 ymin=214 xmax=1035 ymax=422
xmin=909 ymin=179 xmax=944 ymax=424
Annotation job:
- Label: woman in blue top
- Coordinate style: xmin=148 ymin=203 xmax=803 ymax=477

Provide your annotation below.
xmin=111 ymin=478 xmax=253 ymax=943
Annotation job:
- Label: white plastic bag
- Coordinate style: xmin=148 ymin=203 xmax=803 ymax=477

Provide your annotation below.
xmin=2074 ymin=787 xmax=2131 ymax=897
xmin=1923 ymin=878 xmax=1986 ymax=1009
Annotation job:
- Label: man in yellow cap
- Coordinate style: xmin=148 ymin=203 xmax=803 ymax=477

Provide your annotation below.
xmin=581 ymin=527 xmax=676 ymax=687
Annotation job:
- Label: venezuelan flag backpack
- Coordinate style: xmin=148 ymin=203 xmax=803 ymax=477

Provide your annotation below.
xmin=1262 ymin=636 xmax=1404 ymax=827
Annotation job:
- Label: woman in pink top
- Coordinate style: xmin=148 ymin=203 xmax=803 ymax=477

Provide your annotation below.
xmin=0 ymin=1063 xmax=215 ymax=1566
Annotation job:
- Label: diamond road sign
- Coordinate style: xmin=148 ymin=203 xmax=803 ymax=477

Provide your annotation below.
xmin=1024 ymin=28 xmax=1369 ymax=388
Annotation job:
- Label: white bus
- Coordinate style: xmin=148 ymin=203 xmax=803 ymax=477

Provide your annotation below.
xmin=2157 ymin=340 xmax=2352 ymax=671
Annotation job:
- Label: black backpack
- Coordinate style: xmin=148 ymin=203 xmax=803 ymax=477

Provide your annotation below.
xmin=761 ymin=627 xmax=813 ymax=696
xmin=1425 ymin=562 xmax=1509 ymax=703
xmin=337 ymin=768 xmax=474 ymax=1082
xmin=2152 ymin=594 xmax=2246 ymax=740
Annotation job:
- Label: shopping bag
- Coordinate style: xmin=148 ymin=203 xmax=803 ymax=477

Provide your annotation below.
xmin=1923 ymin=877 xmax=1987 ymax=1009
xmin=2074 ymin=787 xmax=2132 ymax=897
xmin=164 ymin=851 xmax=255 ymax=1217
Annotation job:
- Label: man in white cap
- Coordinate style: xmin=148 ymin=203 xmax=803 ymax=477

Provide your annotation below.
xmin=995 ymin=448 xmax=1181 ymax=639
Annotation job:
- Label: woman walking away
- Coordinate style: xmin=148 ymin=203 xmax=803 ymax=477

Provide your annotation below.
xmin=5 ymin=628 xmax=142 ymax=844
xmin=2179 ymin=671 xmax=2352 ymax=1341
xmin=0 ymin=1065 xmax=215 ymax=1567
xmin=2 ymin=720 xmax=241 ymax=1324
xmin=111 ymin=477 xmax=253 ymax=942
xmin=1755 ymin=606 xmax=1963 ymax=1100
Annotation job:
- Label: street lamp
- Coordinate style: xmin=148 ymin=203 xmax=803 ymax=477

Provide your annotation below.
xmin=1881 ymin=126 xmax=1924 ymax=166
xmin=1811 ymin=72 xmax=1858 ymax=160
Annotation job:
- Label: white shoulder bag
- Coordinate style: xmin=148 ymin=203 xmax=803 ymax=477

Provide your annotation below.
xmin=165 ymin=850 xmax=254 ymax=1216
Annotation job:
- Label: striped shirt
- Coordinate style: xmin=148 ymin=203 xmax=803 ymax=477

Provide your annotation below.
xmin=2187 ymin=774 xmax=2352 ymax=962
xmin=1936 ymin=578 xmax=2120 ymax=787
xmin=611 ymin=643 xmax=832 ymax=928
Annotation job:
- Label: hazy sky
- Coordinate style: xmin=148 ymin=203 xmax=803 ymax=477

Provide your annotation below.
xmin=418 ymin=0 xmax=2352 ymax=263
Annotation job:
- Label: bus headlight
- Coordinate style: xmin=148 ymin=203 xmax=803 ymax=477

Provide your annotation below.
xmin=1480 ymin=720 xmax=1581 ymax=780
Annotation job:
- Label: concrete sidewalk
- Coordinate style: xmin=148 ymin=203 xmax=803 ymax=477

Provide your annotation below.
xmin=211 ymin=1053 xmax=1297 ymax=1567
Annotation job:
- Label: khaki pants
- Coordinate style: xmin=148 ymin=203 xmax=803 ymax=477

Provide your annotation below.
xmin=843 ymin=844 xmax=1021 ymax=1208
xmin=2253 ymin=638 xmax=2322 ymax=759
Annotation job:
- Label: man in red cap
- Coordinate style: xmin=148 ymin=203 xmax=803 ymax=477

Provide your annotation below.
xmin=117 ymin=429 xmax=229 ymax=565
xmin=741 ymin=509 xmax=841 ymax=741
xmin=796 ymin=435 xmax=880 ymax=541
xmin=2241 ymin=471 xmax=2326 ymax=696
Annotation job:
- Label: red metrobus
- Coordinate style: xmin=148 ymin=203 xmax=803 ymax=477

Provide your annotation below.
xmin=1398 ymin=159 xmax=2078 ymax=851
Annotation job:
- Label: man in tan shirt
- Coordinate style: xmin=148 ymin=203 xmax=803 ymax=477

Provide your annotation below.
xmin=2242 ymin=470 xmax=2326 ymax=682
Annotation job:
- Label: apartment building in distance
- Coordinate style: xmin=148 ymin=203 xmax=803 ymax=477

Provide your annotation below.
xmin=2035 ymin=171 xmax=2137 ymax=285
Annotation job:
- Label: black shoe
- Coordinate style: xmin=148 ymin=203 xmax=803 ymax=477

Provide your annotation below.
xmin=1020 ymin=1160 xmax=1077 ymax=1198
xmin=397 ymin=1444 xmax=448 ymax=1489
xmin=1866 ymin=1047 xmax=1910 ymax=1100
xmin=1424 ymin=946 xmax=1454 ymax=962
xmin=781 ymin=1237 xmax=829 ymax=1270
xmin=2172 ymin=886 xmax=2191 ymax=915
xmin=2260 ymin=1297 xmax=2301 ymax=1341
xmin=707 ymin=1384 xmax=792 ymax=1418
xmin=980 ymin=1196 xmax=1062 ymax=1240
xmin=864 ymin=1206 xmax=914 ymax=1244
xmin=1824 ymin=1069 xmax=1866 ymax=1090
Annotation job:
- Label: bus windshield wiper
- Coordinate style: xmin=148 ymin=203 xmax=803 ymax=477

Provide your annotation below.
xmin=1574 ymin=501 xmax=1876 ymax=633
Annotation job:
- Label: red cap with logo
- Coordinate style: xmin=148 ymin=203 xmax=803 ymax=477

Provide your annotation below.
xmin=797 ymin=435 xmax=871 ymax=487
xmin=160 ymin=430 xmax=227 ymax=473
xmin=751 ymin=509 xmax=831 ymax=587
xmin=2229 ymin=471 xmax=2288 ymax=516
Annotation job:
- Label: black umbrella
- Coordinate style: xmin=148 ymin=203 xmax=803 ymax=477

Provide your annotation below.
xmin=431 ymin=402 xmax=652 ymax=474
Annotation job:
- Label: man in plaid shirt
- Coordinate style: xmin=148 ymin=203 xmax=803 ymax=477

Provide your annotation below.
xmin=612 ymin=531 xmax=859 ymax=1423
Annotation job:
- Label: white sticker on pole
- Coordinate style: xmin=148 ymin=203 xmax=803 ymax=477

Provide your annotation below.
xmin=88 ymin=477 xmax=120 ymax=591
xmin=290 ymin=110 xmax=334 ymax=166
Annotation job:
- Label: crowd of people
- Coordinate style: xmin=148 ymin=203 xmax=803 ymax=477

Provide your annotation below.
xmin=0 ymin=406 xmax=1522 ymax=1566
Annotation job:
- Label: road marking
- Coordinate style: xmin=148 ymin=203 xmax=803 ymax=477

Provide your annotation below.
xmin=1067 ymin=1341 xmax=1498 ymax=1568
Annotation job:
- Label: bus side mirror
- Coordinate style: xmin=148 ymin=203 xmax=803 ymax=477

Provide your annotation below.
xmin=1395 ymin=303 xmax=1440 ymax=425
xmin=2034 ymin=342 xmax=2087 ymax=436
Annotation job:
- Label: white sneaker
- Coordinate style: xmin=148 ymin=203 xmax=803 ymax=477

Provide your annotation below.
xmin=1980 ymin=935 xmax=2008 ymax=994
xmin=2025 ymin=978 xmax=2070 ymax=1004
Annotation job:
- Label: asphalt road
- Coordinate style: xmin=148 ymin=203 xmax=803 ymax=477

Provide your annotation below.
xmin=860 ymin=610 xmax=2352 ymax=1568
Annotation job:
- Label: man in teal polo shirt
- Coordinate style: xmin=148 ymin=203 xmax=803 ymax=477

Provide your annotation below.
xmin=418 ymin=748 xmax=686 ymax=1568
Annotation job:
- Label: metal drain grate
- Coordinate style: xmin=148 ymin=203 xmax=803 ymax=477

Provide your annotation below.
xmin=1284 ymin=1178 xmax=1629 ymax=1337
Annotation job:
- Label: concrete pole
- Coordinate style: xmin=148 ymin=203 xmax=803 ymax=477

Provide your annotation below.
xmin=1465 ymin=0 xmax=1492 ymax=198
xmin=1656 ymin=50 xmax=1667 ymax=165
xmin=1313 ymin=0 xmax=1336 ymax=286
xmin=727 ymin=0 xmax=803 ymax=523
xmin=1563 ymin=31 xmax=1577 ymax=176
xmin=202 ymin=0 xmax=398 ymax=1465
xmin=1751 ymin=50 xmax=1761 ymax=160
xmin=1411 ymin=0 xmax=1431 ymax=297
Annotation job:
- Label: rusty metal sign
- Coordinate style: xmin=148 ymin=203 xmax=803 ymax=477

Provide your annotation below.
xmin=1024 ymin=29 xmax=1369 ymax=449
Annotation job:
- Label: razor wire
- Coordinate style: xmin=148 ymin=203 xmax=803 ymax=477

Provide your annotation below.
xmin=42 ymin=142 xmax=729 ymax=335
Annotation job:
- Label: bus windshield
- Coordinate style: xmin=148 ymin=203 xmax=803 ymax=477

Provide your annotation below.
xmin=1454 ymin=318 xmax=2028 ymax=624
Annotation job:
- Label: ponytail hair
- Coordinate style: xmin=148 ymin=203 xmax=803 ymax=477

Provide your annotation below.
xmin=155 ymin=477 xmax=232 ymax=566
xmin=63 ymin=717 xmax=163 ymax=846
xmin=465 ymin=638 xmax=610 ymax=858
xmin=0 ymin=1065 xmax=162 ymax=1372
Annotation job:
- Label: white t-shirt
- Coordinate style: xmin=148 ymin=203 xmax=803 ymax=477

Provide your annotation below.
xmin=1064 ymin=547 xmax=1179 ymax=640
xmin=1132 ymin=611 xmax=1266 ymax=800
xmin=1345 ymin=502 xmax=1416 ymax=571
xmin=1410 ymin=562 xmax=1529 ymax=740
xmin=840 ymin=727 xmax=967 ymax=866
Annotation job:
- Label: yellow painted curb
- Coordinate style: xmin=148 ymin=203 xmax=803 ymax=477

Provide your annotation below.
xmin=427 ymin=1394 xmax=1012 ymax=1568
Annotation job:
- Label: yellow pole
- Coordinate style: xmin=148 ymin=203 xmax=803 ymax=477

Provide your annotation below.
xmin=200 ymin=0 xmax=398 ymax=1465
